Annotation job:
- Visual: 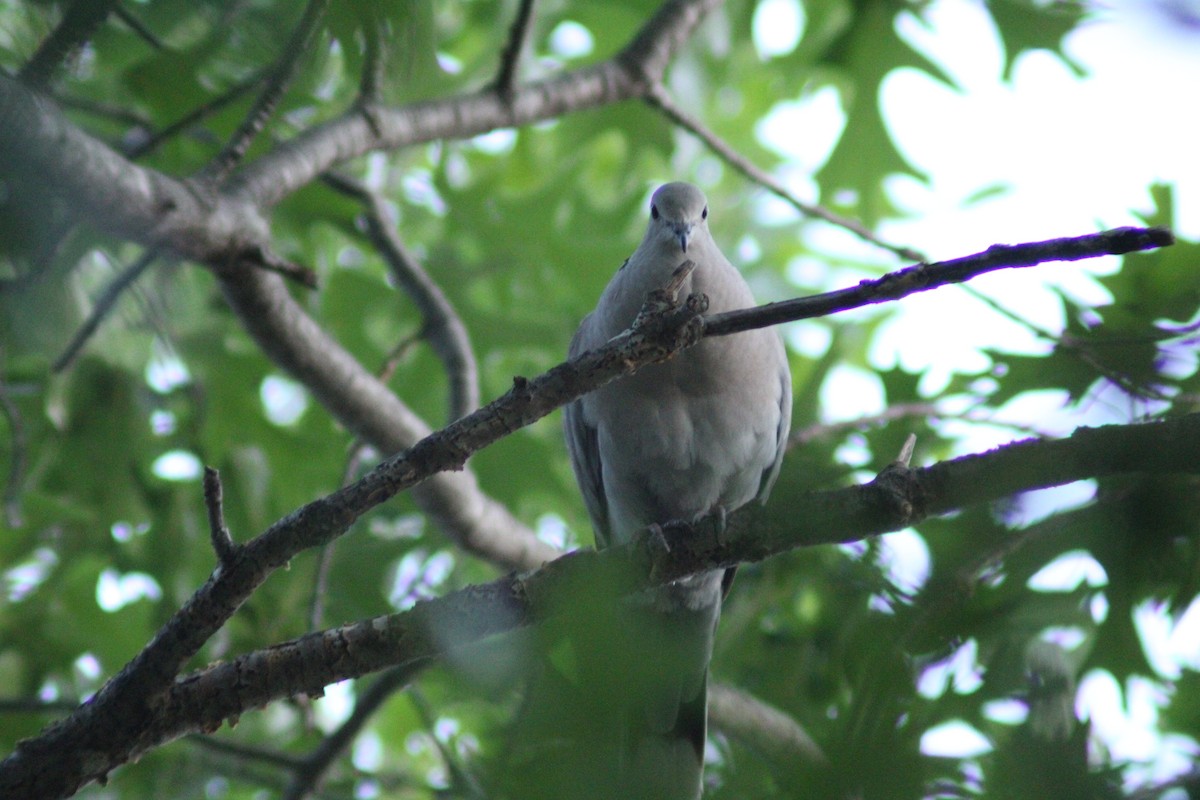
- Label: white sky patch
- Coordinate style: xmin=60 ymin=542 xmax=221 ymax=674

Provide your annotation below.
xmin=535 ymin=513 xmax=571 ymax=550
xmin=1039 ymin=625 xmax=1088 ymax=651
xmin=145 ymin=347 xmax=190 ymax=394
xmin=877 ymin=528 xmax=931 ymax=594
xmin=73 ymin=652 xmax=102 ymax=682
xmin=369 ymin=514 xmax=426 ymax=541
xmin=1004 ymin=480 xmax=1097 ymax=528
xmin=435 ymin=52 xmax=462 ymax=75
xmin=820 ymin=364 xmax=885 ymax=423
xmin=1027 ymin=549 xmax=1108 ymax=592
xmin=150 ymin=409 xmax=176 ymax=436
xmin=434 ymin=717 xmax=461 ymax=743
xmin=2 ymin=547 xmax=58 ymax=602
xmin=151 ymin=449 xmax=202 ymax=481
xmin=95 ymin=568 xmax=162 ymax=611
xmin=312 ymin=679 xmax=355 ymax=732
xmin=260 ymin=374 xmax=309 ymax=426
xmin=471 ymin=128 xmax=517 ymax=155
xmin=388 ymin=549 xmax=456 ymax=611
xmin=755 ymin=87 xmax=845 ymax=173
xmin=353 ymin=731 xmax=385 ymax=773
xmin=1077 ymin=671 xmax=1184 ymax=770
xmin=354 ymin=778 xmax=382 ymax=799
xmin=920 ymin=719 xmax=992 ymax=758
xmin=918 ymin=638 xmax=984 ymax=698
xmin=785 ymin=319 xmax=831 ymax=359
xmin=983 ymin=697 xmax=1028 ymax=726
xmin=1133 ymin=597 xmax=1200 ymax=680
xmin=548 ymin=20 xmax=594 ymax=59
xmin=751 ymin=0 xmax=805 ymax=58
xmin=766 ymin=0 xmax=1200 ymax=406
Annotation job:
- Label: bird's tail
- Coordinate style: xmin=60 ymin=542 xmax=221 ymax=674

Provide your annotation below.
xmin=495 ymin=572 xmax=724 ymax=800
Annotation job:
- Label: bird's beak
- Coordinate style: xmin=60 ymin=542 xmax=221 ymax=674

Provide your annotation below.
xmin=673 ymin=223 xmax=692 ymax=252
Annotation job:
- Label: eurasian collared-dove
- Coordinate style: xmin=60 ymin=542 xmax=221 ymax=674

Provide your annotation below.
xmin=560 ymin=181 xmax=793 ymax=798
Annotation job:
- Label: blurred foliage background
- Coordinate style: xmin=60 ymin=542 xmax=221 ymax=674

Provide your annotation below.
xmin=1 ymin=0 xmax=1199 ymax=798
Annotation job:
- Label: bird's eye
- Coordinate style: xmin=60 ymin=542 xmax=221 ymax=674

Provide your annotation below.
xmin=651 ymin=204 xmax=659 ymax=220
xmin=702 ymin=206 xmax=708 ymax=220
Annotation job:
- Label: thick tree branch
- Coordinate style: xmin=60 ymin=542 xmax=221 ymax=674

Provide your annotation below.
xmin=0 ymin=0 xmax=722 ymax=579
xmin=227 ymin=0 xmax=720 ymax=207
xmin=0 ymin=78 xmax=270 ymax=264
xmin=215 ymin=266 xmax=554 ymax=570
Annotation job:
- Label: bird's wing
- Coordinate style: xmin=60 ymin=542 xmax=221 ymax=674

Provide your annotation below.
xmin=563 ymin=312 xmax=613 ymax=548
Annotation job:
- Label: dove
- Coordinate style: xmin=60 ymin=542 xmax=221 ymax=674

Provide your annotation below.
xmin=556 ymin=181 xmax=792 ymax=798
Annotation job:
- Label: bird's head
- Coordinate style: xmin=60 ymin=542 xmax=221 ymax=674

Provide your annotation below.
xmin=647 ymin=182 xmax=709 ymax=254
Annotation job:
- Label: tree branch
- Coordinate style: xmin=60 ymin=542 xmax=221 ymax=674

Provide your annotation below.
xmin=281 ymin=666 xmax=418 ymax=800
xmin=124 ymin=72 xmax=265 ymax=161
xmin=0 ymin=376 xmax=28 ymax=529
xmin=227 ymin=0 xmax=720 ymax=207
xmin=323 ymin=171 xmax=481 ymax=421
xmin=204 ymin=0 xmax=331 ymax=182
xmin=51 ymin=248 xmax=158 ymax=372
xmin=492 ymin=0 xmax=538 ymax=95
xmin=703 ymin=226 xmax=1176 ymax=337
xmin=0 ymin=0 xmax=727 ymax=578
xmin=18 ymin=0 xmax=117 ymax=89
xmin=0 ymin=218 xmax=1182 ymax=795
xmin=6 ymin=411 xmax=1198 ymax=798
xmin=112 ymin=4 xmax=164 ymax=51
xmin=708 ymin=683 xmax=827 ymax=768
xmin=203 ymin=467 xmax=239 ymax=567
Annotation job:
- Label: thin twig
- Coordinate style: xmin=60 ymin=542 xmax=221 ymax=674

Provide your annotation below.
xmin=787 ymin=402 xmax=940 ymax=451
xmin=112 ymin=4 xmax=164 ymax=50
xmin=281 ymin=666 xmax=417 ymax=800
xmin=19 ymin=0 xmax=118 ymax=88
xmin=204 ymin=467 xmax=238 ymax=566
xmin=187 ymin=734 xmax=304 ymax=771
xmin=204 ymin=0 xmax=331 ymax=182
xmin=645 ymin=85 xmax=926 ymax=262
xmin=493 ymin=0 xmax=537 ymax=95
xmin=51 ymin=93 xmax=155 ymax=128
xmin=308 ymin=333 xmax=418 ymax=631
xmin=708 ymin=683 xmax=827 ymax=768
xmin=323 ymin=172 xmax=480 ymax=421
xmin=703 ymin=227 xmax=1176 ymax=337
xmin=962 ymin=283 xmax=1174 ymax=402
xmin=0 ymin=376 xmax=27 ymax=529
xmin=125 ymin=72 xmax=265 ymax=160
xmin=357 ymin=13 xmax=385 ymax=103
xmin=52 ymin=248 xmax=159 ymax=373
xmin=0 ymin=697 xmax=80 ymax=715
xmin=244 ymin=244 xmax=320 ymax=288
xmin=409 ymin=688 xmax=484 ymax=797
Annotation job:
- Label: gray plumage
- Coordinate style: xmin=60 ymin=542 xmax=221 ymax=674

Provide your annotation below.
xmin=561 ymin=182 xmax=792 ymax=798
